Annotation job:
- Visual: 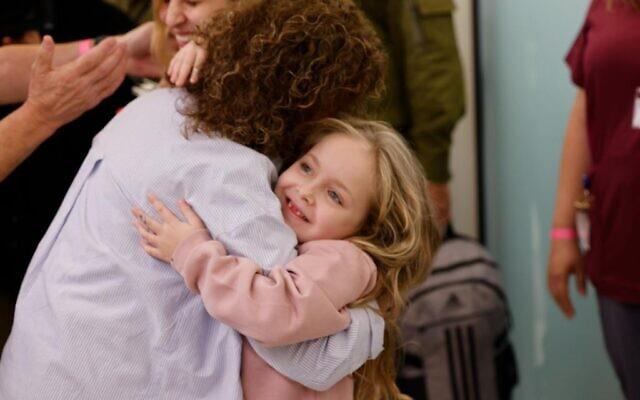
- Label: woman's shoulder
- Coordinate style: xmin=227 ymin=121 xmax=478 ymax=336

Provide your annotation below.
xmin=121 ymin=88 xmax=185 ymax=116
xmin=97 ymin=88 xmax=185 ymax=136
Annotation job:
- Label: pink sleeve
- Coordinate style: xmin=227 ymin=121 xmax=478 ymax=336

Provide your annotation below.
xmin=171 ymin=232 xmax=377 ymax=347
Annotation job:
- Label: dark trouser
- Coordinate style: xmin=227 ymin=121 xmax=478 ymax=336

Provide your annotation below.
xmin=597 ymin=293 xmax=640 ymax=400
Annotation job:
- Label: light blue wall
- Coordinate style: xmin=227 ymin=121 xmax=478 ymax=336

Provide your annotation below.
xmin=478 ymin=1 xmax=622 ymax=399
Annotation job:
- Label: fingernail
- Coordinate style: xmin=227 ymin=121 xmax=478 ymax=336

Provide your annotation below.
xmin=41 ymin=36 xmax=49 ymax=48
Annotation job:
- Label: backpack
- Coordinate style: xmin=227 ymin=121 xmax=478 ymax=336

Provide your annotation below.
xmin=397 ymin=227 xmax=519 ymax=400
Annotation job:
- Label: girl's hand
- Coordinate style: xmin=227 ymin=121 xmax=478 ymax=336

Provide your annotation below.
xmin=166 ymin=41 xmax=207 ymax=87
xmin=132 ymin=194 xmax=207 ymax=263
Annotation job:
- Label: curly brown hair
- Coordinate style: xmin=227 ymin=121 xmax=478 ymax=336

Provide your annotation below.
xmin=182 ymin=0 xmax=386 ymax=160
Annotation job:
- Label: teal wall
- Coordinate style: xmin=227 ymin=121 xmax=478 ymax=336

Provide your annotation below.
xmin=478 ymin=1 xmax=622 ymax=399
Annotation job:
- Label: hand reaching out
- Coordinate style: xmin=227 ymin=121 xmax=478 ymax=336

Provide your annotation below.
xmin=167 ymin=41 xmax=207 ymax=86
xmin=25 ymin=35 xmax=127 ymax=130
xmin=132 ymin=194 xmax=208 ymax=263
xmin=118 ymin=22 xmax=165 ymax=78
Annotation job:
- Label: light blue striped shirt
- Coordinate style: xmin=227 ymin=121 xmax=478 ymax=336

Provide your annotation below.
xmin=0 ymin=89 xmax=384 ymax=399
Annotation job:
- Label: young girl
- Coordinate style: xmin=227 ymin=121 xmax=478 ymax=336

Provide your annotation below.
xmin=133 ymin=117 xmax=440 ymax=399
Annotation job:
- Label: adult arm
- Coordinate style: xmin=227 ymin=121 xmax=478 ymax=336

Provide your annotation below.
xmin=547 ymin=89 xmax=590 ymax=318
xmin=250 ymin=305 xmax=384 ymax=391
xmin=169 ymin=232 xmax=377 ymax=346
xmin=0 ymin=36 xmax=127 ymax=182
xmin=0 ymin=42 xmax=79 ymax=104
xmin=0 ymin=22 xmax=158 ymax=105
xmin=0 ymin=102 xmax=58 ymax=182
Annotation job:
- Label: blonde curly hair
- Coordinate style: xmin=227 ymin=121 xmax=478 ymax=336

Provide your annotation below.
xmin=181 ymin=0 xmax=386 ymax=160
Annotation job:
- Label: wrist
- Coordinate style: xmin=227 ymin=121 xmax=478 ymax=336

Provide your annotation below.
xmin=77 ymin=38 xmax=94 ymax=56
xmin=16 ymin=101 xmax=59 ymax=141
xmin=78 ymin=36 xmax=109 ymax=57
xmin=549 ymin=227 xmax=577 ymax=240
xmin=171 ymin=229 xmax=215 ymax=272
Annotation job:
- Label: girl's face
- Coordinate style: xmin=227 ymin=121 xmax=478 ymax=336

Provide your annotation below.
xmin=162 ymin=0 xmax=230 ymax=48
xmin=275 ymin=134 xmax=376 ymax=243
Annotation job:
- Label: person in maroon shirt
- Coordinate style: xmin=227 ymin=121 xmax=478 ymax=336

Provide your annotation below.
xmin=547 ymin=0 xmax=640 ymax=397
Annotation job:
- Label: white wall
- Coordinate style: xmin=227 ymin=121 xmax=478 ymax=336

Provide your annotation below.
xmin=450 ymin=1 xmax=479 ymax=238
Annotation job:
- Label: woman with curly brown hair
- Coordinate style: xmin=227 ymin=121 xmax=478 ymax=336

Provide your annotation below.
xmin=0 ymin=1 xmax=388 ymax=399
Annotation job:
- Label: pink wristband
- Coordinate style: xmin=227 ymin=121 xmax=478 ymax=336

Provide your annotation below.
xmin=549 ymin=228 xmax=577 ymax=240
xmin=77 ymin=39 xmax=93 ymax=56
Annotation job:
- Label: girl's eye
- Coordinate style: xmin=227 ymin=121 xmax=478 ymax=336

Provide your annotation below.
xmin=300 ymin=162 xmax=312 ymax=174
xmin=328 ymin=190 xmax=342 ymax=205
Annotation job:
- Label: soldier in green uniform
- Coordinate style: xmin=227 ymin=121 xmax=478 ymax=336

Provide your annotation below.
xmin=358 ymin=0 xmax=465 ymax=226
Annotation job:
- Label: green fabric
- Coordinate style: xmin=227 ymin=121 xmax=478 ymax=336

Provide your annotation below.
xmin=358 ymin=0 xmax=465 ymax=183
xmin=102 ymin=0 xmax=152 ymax=24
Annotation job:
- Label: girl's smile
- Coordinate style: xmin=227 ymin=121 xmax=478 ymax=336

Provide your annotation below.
xmin=285 ymin=197 xmax=310 ymax=223
xmin=275 ymin=133 xmax=376 ymax=242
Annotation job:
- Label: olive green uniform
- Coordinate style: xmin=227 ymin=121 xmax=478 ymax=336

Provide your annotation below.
xmin=103 ymin=0 xmax=151 ymax=24
xmin=358 ymin=0 xmax=465 ymax=183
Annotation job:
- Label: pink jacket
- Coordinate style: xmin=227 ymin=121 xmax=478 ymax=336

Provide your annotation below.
xmin=171 ymin=230 xmax=378 ymax=399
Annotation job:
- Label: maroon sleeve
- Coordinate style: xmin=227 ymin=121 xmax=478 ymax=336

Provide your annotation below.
xmin=565 ymin=0 xmax=597 ymax=87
